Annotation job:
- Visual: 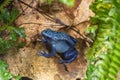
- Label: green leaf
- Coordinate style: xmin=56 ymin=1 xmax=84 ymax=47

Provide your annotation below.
xmin=39 ymin=0 xmax=75 ymax=7
xmin=0 ymin=8 xmax=19 ymax=24
xmin=0 ymin=8 xmax=26 ymax=54
xmin=0 ymin=60 xmax=22 ymax=80
xmin=10 ymin=31 xmax=17 ymax=41
xmin=15 ymin=27 xmax=26 ymax=38
xmin=85 ymin=0 xmax=120 ymax=79
xmin=59 ymin=0 xmax=75 ymax=7
xmin=40 ymin=0 xmax=54 ymax=4
xmin=0 ymin=60 xmax=13 ymax=80
xmin=0 ymin=8 xmax=11 ymax=24
xmin=10 ymin=8 xmax=19 ymax=23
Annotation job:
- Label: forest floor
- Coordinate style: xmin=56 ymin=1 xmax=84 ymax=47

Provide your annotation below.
xmin=4 ymin=0 xmax=94 ymax=80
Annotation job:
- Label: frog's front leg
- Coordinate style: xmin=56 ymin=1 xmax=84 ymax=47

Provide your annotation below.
xmin=38 ymin=45 xmax=56 ymax=58
xmin=60 ymin=48 xmax=78 ymax=63
xmin=40 ymin=38 xmax=47 ymax=43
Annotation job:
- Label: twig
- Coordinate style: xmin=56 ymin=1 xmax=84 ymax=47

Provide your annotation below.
xmin=18 ymin=22 xmax=63 ymax=27
xmin=18 ymin=0 xmax=68 ymax=27
xmin=18 ymin=22 xmax=42 ymax=26
xmin=75 ymin=20 xmax=90 ymax=27
xmin=16 ymin=0 xmax=34 ymax=20
xmin=17 ymin=0 xmax=92 ymax=43
xmin=70 ymin=27 xmax=93 ymax=43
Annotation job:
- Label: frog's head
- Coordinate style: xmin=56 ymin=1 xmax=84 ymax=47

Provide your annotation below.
xmin=41 ymin=29 xmax=54 ymax=39
xmin=41 ymin=29 xmax=77 ymax=46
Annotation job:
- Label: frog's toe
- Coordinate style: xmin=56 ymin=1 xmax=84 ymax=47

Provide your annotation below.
xmin=38 ymin=50 xmax=43 ymax=56
xmin=38 ymin=50 xmax=46 ymax=56
xmin=59 ymin=60 xmax=69 ymax=64
xmin=59 ymin=60 xmax=71 ymax=64
xmin=40 ymin=39 xmax=47 ymax=43
xmin=59 ymin=60 xmax=64 ymax=64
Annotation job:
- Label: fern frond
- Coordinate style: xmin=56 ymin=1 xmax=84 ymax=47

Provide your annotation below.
xmin=85 ymin=0 xmax=120 ymax=79
xmin=0 ymin=8 xmax=26 ymax=54
xmin=0 ymin=0 xmax=11 ymax=11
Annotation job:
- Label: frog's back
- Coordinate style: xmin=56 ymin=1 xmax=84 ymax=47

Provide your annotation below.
xmin=42 ymin=29 xmax=77 ymax=46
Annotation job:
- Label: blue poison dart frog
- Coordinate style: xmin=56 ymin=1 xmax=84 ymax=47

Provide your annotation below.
xmin=38 ymin=29 xmax=78 ymax=63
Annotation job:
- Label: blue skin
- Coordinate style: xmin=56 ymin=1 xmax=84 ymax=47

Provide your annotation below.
xmin=38 ymin=29 xmax=78 ymax=63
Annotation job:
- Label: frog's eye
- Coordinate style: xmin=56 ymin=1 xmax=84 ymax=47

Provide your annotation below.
xmin=46 ymin=30 xmax=50 ymax=34
xmin=45 ymin=36 xmax=51 ymax=40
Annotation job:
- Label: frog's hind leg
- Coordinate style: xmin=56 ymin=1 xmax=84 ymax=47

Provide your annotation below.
xmin=60 ymin=48 xmax=78 ymax=63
